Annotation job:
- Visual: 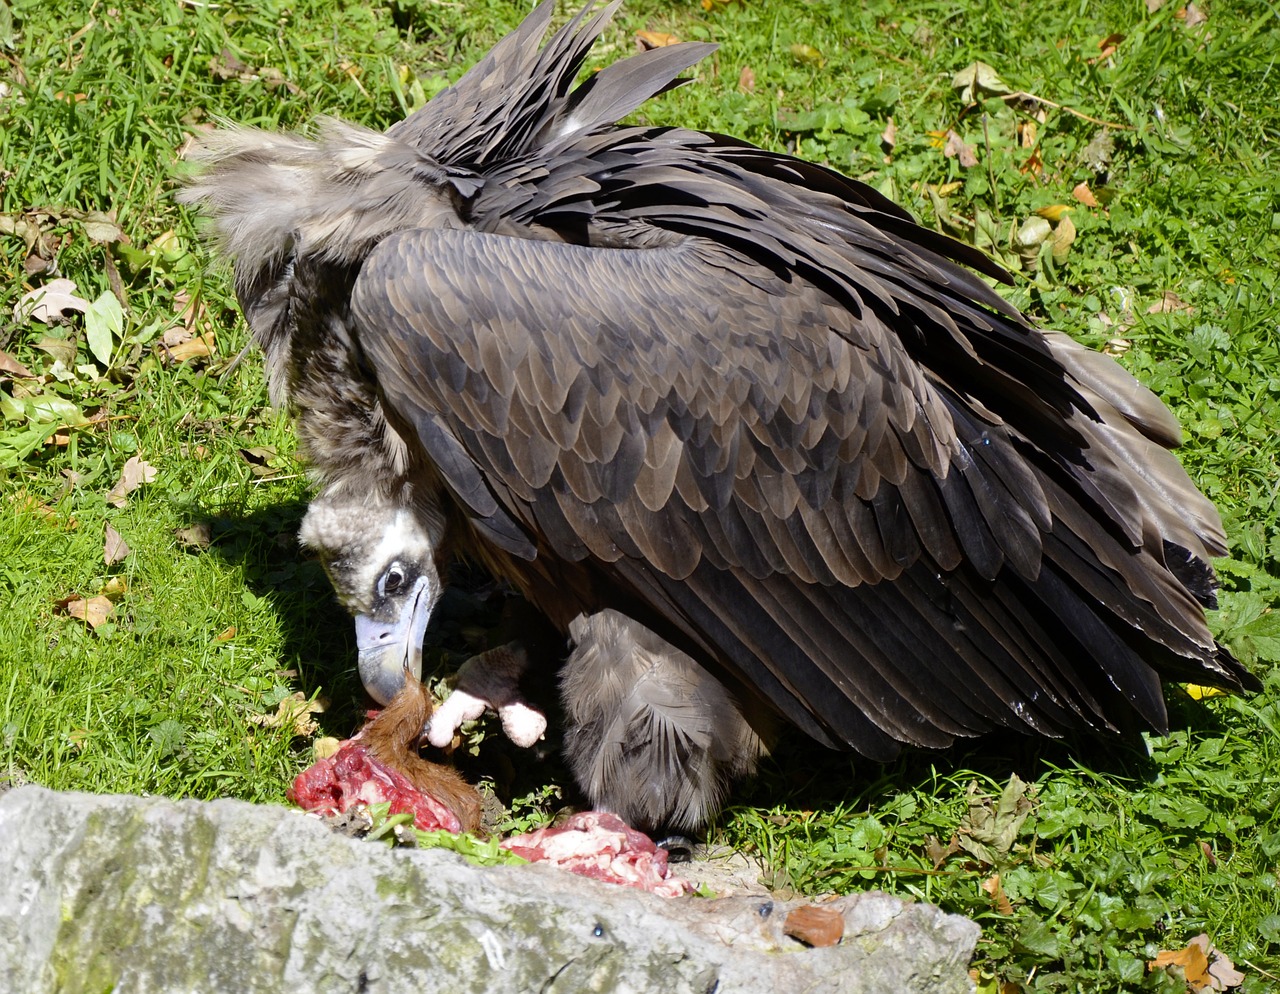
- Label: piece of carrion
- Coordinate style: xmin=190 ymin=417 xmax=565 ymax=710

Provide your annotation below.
xmin=287 ymin=675 xmax=691 ymax=896
xmin=502 ymin=811 xmax=692 ymax=898
xmin=288 ymin=674 xmax=483 ymax=835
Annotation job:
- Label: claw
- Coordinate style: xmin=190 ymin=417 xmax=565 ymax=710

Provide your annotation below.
xmin=426 ymin=643 xmax=547 ymax=749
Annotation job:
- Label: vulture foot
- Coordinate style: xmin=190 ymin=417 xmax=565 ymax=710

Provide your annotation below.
xmin=426 ymin=643 xmax=548 ymax=749
xmin=562 ymin=610 xmax=769 ymax=833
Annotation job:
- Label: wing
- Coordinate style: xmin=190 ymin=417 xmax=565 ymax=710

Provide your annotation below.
xmin=349 ymin=216 xmax=1249 ymax=756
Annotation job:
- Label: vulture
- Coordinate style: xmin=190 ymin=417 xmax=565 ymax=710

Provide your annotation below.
xmin=183 ymin=0 xmax=1257 ymax=832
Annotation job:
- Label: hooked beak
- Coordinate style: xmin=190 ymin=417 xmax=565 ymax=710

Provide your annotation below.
xmin=354 ymin=575 xmax=435 ymax=705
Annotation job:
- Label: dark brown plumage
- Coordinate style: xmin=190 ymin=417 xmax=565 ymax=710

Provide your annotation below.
xmin=182 ymin=0 xmax=1256 ymax=831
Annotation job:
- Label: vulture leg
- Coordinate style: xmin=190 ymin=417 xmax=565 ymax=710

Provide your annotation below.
xmin=561 ymin=610 xmax=771 ymax=833
xmin=426 ymin=643 xmax=548 ymax=749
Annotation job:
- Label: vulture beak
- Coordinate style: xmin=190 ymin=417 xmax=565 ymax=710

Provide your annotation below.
xmin=355 ymin=574 xmax=435 ymax=705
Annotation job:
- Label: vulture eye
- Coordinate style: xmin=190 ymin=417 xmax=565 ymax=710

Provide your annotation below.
xmin=382 ymin=563 xmax=407 ymax=595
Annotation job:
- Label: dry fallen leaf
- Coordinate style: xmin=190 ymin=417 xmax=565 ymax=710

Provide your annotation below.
xmin=635 ymin=30 xmax=680 ymax=49
xmin=881 ymin=117 xmax=897 ymax=152
xmin=951 ymin=61 xmax=1011 ymax=103
xmin=1179 ymin=4 xmax=1208 ymax=30
xmin=58 ymin=595 xmax=115 ymax=629
xmin=789 ymin=43 xmax=825 ymax=67
xmin=982 ymin=873 xmax=1015 ymax=914
xmin=13 ymin=279 xmax=90 ymax=324
xmin=249 ymin=692 xmax=326 ymax=738
xmin=174 ymin=521 xmax=213 ymax=549
xmin=0 ymin=349 xmax=35 ymax=378
xmin=165 ymin=330 xmax=217 ymax=363
xmin=1149 ymin=934 xmax=1242 ymax=990
xmin=106 ymin=455 xmax=158 ymax=507
xmin=925 ymin=833 xmax=961 ymax=869
xmin=314 ymin=736 xmax=342 ymax=760
xmin=942 ymin=130 xmax=978 ymax=168
xmin=1034 ymin=204 xmax=1073 ymax=222
xmin=1072 ymin=181 xmax=1100 ymax=207
xmin=1094 ymin=32 xmax=1125 ymax=61
xmin=783 ymin=905 xmax=844 ymax=947
xmin=738 ymin=65 xmax=756 ymax=93
xmin=214 ymin=626 xmax=237 ymax=642
xmin=1147 ymin=291 xmax=1195 ymax=315
xmin=1018 ymin=119 xmax=1037 ymax=148
xmin=103 ymin=522 xmax=130 ymax=565
xmin=1051 ymin=214 xmax=1077 ymax=264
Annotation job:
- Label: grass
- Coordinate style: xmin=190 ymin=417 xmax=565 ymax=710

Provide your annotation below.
xmin=2 ymin=0 xmax=1279 ymax=989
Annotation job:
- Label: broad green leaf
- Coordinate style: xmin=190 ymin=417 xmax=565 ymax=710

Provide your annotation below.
xmin=84 ymin=291 xmax=124 ymax=367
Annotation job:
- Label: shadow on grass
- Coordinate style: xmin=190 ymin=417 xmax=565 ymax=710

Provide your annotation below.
xmin=728 ymin=684 xmax=1239 ymax=826
xmin=176 ymin=495 xmax=578 ymax=806
xmin=172 ymin=495 xmax=1245 ymax=829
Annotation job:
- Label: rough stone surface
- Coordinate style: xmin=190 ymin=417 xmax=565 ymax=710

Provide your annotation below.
xmin=0 ymin=786 xmax=978 ymax=993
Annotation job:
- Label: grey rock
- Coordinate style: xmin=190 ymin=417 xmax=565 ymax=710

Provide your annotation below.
xmin=0 ymin=786 xmax=978 ymax=993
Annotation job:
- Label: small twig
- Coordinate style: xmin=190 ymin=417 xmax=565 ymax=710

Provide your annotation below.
xmin=1241 ymin=960 xmax=1280 ymax=983
xmin=816 ymin=864 xmax=956 ymax=878
xmin=998 ymin=91 xmax=1132 ymax=131
xmin=982 ymin=112 xmax=997 ymax=215
xmin=210 ymin=473 xmax=306 ymax=490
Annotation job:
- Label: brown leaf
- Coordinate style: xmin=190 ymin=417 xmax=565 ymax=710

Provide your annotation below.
xmin=1150 ymin=941 xmax=1211 ymax=987
xmin=58 ymin=595 xmax=114 ymax=629
xmin=942 ymin=130 xmax=978 ymax=168
xmin=982 ymin=873 xmax=1014 ymax=914
xmin=13 ymin=278 xmax=90 ymax=324
xmin=0 ymin=349 xmax=34 ymax=378
xmin=783 ymin=905 xmax=844 ymax=947
xmin=956 ymin=775 xmax=1035 ymax=865
xmin=881 ymin=117 xmax=897 ymax=152
xmin=1147 ymin=0 xmax=1166 ymax=10
xmin=1018 ymin=119 xmax=1037 ymax=148
xmin=214 ymin=626 xmax=237 ymax=642
xmin=164 ymin=330 xmax=216 ymax=363
xmin=249 ymin=692 xmax=325 ymax=738
xmin=738 ymin=65 xmax=756 ymax=93
xmin=1147 ymin=291 xmax=1195 ymax=315
xmin=1179 ymin=4 xmax=1208 ymax=29
xmin=174 ymin=522 xmax=213 ymax=549
xmin=106 ymin=455 xmax=157 ymax=507
xmin=1051 ymin=214 xmax=1077 ymax=264
xmin=1072 ymin=181 xmax=1100 ymax=207
xmin=925 ymin=833 xmax=961 ymax=869
xmin=103 ymin=522 xmax=130 ymax=565
xmin=635 ymin=30 xmax=680 ymax=50
xmin=1095 ymin=32 xmax=1125 ymax=61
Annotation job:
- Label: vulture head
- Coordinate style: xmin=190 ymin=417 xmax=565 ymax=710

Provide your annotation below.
xmin=182 ymin=0 xmax=1257 ymax=833
xmin=298 ymin=492 xmax=445 ymax=705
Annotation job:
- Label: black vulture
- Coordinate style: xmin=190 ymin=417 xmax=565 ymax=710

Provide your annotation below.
xmin=182 ymin=0 xmax=1257 ymax=831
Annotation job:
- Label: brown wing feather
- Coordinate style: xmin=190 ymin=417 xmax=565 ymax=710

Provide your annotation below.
xmin=350 ymin=221 xmax=1252 ymax=754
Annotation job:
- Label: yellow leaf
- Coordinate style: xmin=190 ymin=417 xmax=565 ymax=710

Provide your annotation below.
xmin=314 ymin=737 xmax=342 ymax=760
xmin=249 ymin=692 xmax=325 ymax=738
xmin=635 ymin=30 xmax=680 ymax=49
xmin=1149 ymin=941 xmax=1210 ymax=987
xmin=789 ymin=43 xmax=825 ymax=67
xmin=1034 ymin=204 xmax=1073 ymax=222
xmin=1184 ymin=684 xmax=1225 ymax=700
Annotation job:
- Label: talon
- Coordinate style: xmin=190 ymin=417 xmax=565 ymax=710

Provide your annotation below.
xmin=426 ymin=642 xmax=546 ymax=749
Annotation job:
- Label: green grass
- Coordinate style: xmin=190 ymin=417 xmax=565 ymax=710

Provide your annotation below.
xmin=2 ymin=0 xmax=1279 ymax=989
